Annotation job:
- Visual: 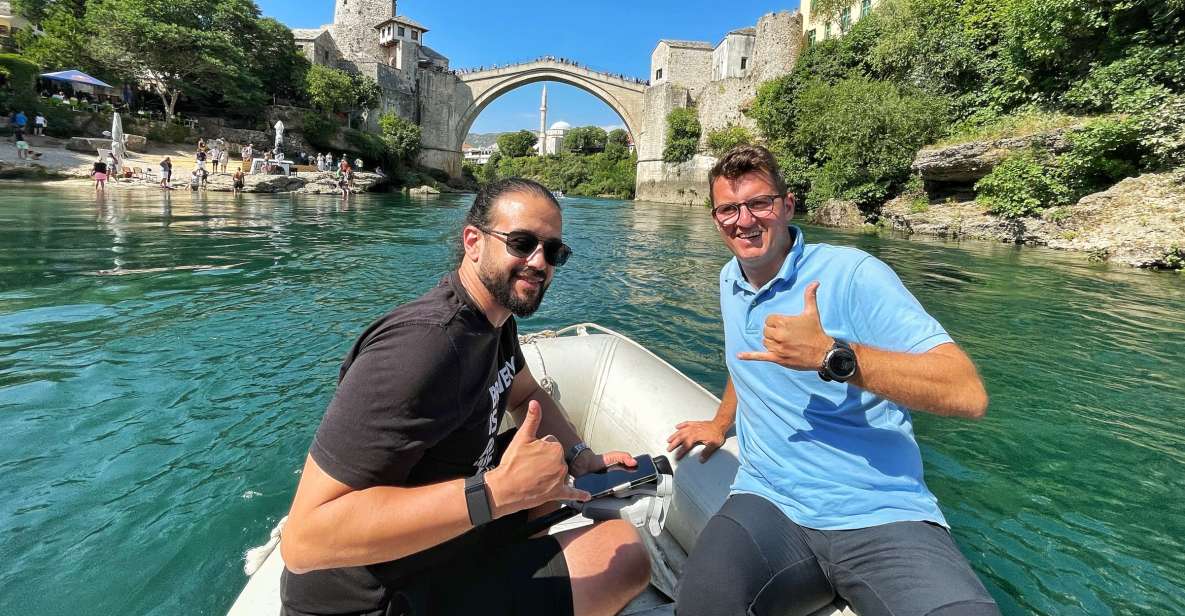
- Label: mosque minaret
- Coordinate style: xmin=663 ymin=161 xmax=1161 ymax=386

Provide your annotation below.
xmin=538 ymin=85 xmax=548 ymax=156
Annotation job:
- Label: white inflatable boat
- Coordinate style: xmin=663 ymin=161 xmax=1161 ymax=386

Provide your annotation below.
xmin=229 ymin=324 xmax=852 ymax=616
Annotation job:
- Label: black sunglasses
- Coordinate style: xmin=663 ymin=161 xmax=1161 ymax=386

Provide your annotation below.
xmin=480 ymin=228 xmax=573 ymax=267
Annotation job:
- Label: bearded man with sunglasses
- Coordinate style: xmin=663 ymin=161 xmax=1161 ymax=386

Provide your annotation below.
xmin=669 ymin=147 xmax=999 ymax=616
xmin=280 ymin=178 xmax=651 ymax=616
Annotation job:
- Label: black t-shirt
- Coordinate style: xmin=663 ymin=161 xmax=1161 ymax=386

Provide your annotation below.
xmin=281 ymin=271 xmax=526 ymax=615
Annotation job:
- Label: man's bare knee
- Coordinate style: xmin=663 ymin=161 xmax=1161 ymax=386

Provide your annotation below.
xmin=559 ymin=519 xmax=652 ymax=615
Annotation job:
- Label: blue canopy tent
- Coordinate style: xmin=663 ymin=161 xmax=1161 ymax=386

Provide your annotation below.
xmin=40 ymin=70 xmax=113 ymax=88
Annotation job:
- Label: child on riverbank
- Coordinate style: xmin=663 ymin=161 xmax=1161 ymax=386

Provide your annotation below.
xmin=92 ymin=158 xmax=108 ymax=191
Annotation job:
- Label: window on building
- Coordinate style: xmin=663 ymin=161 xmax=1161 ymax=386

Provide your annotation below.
xmin=656 ymin=68 xmax=663 ymax=80
xmin=824 ymin=23 xmax=831 ymax=39
xmin=398 ymin=26 xmax=405 ymax=36
xmin=841 ymin=7 xmax=852 ymax=32
xmin=807 ymin=29 xmax=816 ymax=45
xmin=740 ymin=57 xmax=748 ymax=70
xmin=411 ymin=30 xmax=418 ymax=40
xmin=862 ymin=0 xmax=873 ymax=17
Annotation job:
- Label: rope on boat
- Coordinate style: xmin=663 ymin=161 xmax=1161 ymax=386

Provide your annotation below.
xmin=243 ymin=516 xmax=287 ymax=576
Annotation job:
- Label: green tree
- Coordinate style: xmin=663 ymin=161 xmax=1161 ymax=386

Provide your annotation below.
xmin=607 ymin=128 xmax=629 ymax=147
xmin=13 ymin=7 xmax=94 ymax=76
xmin=663 ymin=107 xmax=700 ymax=163
xmin=85 ymin=0 xmax=262 ymax=121
xmin=497 ymin=129 xmax=538 ymax=158
xmin=306 ymin=64 xmax=355 ymax=115
xmin=378 ymin=111 xmax=421 ymax=162
xmin=565 ymin=126 xmax=608 ymax=153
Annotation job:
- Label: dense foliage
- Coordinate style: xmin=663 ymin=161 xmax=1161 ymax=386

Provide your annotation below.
xmin=0 ymin=53 xmax=39 ymax=114
xmin=749 ymin=0 xmax=1185 ymax=213
xmin=706 ymin=125 xmax=754 ymax=158
xmin=378 ymin=112 xmax=421 ymax=162
xmin=496 ymin=130 xmax=538 ymax=158
xmin=564 ymin=125 xmax=608 ymax=153
xmin=11 ymin=0 xmax=310 ymax=119
xmin=663 ymin=107 xmax=700 ymax=163
xmin=485 ymin=151 xmax=637 ymax=199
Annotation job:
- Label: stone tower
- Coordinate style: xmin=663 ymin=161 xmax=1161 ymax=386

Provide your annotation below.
xmin=332 ymin=0 xmax=397 ymax=59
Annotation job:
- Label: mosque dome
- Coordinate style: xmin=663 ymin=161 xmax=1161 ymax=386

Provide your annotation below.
xmin=549 ymin=121 xmax=571 ymax=130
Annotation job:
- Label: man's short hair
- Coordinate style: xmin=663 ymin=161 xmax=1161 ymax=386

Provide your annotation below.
xmin=465 ymin=178 xmax=560 ymax=230
xmin=708 ymin=145 xmax=789 ymax=206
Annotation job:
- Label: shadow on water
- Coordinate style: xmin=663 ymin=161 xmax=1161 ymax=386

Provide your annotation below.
xmin=0 ymin=187 xmax=1182 ymax=615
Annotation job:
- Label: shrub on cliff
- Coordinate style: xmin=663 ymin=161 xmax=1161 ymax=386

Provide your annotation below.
xmin=663 ymin=107 xmax=700 ymax=163
xmin=378 ymin=112 xmax=421 ymax=162
xmin=792 ymin=77 xmax=950 ymax=209
xmin=975 ymin=150 xmax=1071 ymax=218
xmin=706 ymin=126 xmax=753 ymax=158
xmin=301 ymin=112 xmax=339 ymax=149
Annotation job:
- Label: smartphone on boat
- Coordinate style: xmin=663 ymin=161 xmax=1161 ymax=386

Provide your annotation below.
xmin=574 ymin=454 xmax=659 ymax=499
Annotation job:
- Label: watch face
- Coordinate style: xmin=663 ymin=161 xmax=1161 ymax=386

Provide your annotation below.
xmin=830 ymin=350 xmax=858 ymax=378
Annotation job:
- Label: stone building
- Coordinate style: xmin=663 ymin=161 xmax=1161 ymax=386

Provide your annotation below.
xmin=801 ymin=0 xmax=882 ymax=44
xmin=635 ymin=10 xmax=805 ymax=205
xmin=292 ymin=0 xmax=449 ymax=130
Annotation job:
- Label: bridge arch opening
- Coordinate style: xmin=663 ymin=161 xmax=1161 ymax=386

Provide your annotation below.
xmin=453 ymin=60 xmax=647 ymax=155
xmin=463 ymin=81 xmax=633 ymax=154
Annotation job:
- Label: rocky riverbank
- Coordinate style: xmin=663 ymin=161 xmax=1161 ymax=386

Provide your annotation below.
xmin=808 ymin=127 xmax=1185 ymax=270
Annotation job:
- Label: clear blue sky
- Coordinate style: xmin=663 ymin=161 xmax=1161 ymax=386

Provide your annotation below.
xmin=256 ymin=0 xmax=802 ymax=134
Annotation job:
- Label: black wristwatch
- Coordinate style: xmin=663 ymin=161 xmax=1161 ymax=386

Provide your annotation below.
xmin=819 ymin=339 xmax=858 ymax=383
xmin=464 ymin=471 xmax=493 ymax=526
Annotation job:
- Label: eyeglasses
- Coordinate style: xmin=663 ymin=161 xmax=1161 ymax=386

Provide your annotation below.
xmin=711 ymin=194 xmax=784 ymax=225
xmin=480 ymin=228 xmax=573 ymax=267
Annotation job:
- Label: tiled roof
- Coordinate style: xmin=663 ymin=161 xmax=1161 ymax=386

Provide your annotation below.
xmin=728 ymin=27 xmax=757 ymax=36
xmin=394 ymin=15 xmax=428 ymax=32
xmin=291 ymin=27 xmax=328 ymax=40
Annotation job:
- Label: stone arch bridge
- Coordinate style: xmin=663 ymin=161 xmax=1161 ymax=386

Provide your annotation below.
xmin=416 ymin=58 xmax=647 ymax=176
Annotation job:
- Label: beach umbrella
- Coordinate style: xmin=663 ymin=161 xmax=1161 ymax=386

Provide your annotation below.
xmin=111 ymin=113 xmax=127 ymax=165
xmin=274 ymin=120 xmax=284 ymax=151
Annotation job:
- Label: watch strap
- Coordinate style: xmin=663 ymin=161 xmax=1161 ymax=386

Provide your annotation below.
xmin=464 ymin=471 xmax=493 ymax=526
xmin=565 ymin=441 xmax=591 ymax=465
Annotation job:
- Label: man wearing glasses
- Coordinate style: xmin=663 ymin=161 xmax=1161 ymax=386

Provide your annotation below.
xmin=281 ymin=178 xmax=651 ymax=616
xmin=669 ymin=147 xmax=999 ymax=616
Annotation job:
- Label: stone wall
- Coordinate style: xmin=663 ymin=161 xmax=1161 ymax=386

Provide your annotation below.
xmin=416 ymin=69 xmax=463 ymax=177
xmin=634 ymin=11 xmax=804 ymax=203
xmin=636 ymin=155 xmax=715 ymax=205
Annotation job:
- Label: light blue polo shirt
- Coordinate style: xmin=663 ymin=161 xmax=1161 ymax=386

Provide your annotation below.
xmin=722 ymin=226 xmax=953 ymax=530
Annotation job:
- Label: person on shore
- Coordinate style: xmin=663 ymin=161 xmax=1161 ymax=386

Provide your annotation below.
xmin=242 ymin=143 xmax=254 ymax=168
xmin=197 ymin=138 xmax=207 ymax=153
xmin=337 ymin=162 xmax=353 ymax=197
xmin=220 ymin=148 xmax=230 ymax=175
xmin=159 ymin=156 xmax=173 ymax=189
xmin=279 ymin=178 xmax=651 ymax=616
xmin=14 ymin=110 xmax=27 ymax=130
xmin=195 ymin=148 xmax=207 ymax=175
xmin=315 ymin=153 xmax=324 ymax=172
xmin=33 ymin=113 xmax=46 ymax=137
xmin=232 ymin=169 xmax=245 ymax=195
xmin=92 ymin=157 xmax=108 ymax=191
xmin=210 ymin=146 xmax=221 ymax=173
xmin=353 ymin=157 xmax=363 ymax=170
xmin=670 ymin=145 xmax=998 ymax=616
xmin=13 ymin=126 xmax=29 ymax=160
xmin=189 ymin=168 xmax=201 ymax=191
xmin=106 ymin=151 xmax=119 ymax=180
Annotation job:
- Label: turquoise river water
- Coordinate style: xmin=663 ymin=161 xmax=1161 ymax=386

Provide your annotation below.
xmin=0 ymin=186 xmax=1183 ymax=615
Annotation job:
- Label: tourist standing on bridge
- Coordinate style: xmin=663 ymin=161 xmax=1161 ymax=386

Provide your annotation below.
xmin=279 ymin=178 xmax=651 ymax=616
xmin=670 ymin=146 xmax=999 ymax=616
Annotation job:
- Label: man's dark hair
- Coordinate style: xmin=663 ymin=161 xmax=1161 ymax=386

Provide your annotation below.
xmin=465 ymin=178 xmax=560 ymax=230
xmin=707 ymin=145 xmax=788 ymax=206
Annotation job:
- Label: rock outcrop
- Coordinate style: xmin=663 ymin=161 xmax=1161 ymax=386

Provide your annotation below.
xmin=912 ymin=128 xmax=1081 ymax=184
xmin=880 ymin=172 xmax=1185 ymax=269
xmin=806 ymin=199 xmax=867 ymax=228
xmin=115 ymin=170 xmax=387 ymax=194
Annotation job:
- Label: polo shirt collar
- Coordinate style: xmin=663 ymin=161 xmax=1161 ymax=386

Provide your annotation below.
xmin=723 ymin=225 xmax=805 ymax=295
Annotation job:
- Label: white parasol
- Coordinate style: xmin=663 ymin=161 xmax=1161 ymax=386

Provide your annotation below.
xmin=274 ymin=120 xmax=284 ymax=151
xmin=110 ymin=113 xmax=127 ymax=167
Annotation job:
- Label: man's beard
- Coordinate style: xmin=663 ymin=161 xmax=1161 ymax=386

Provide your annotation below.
xmin=478 ymin=263 xmax=550 ymax=318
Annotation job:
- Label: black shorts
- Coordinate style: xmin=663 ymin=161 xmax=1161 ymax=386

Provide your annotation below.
xmin=387 ymin=517 xmax=572 ymax=616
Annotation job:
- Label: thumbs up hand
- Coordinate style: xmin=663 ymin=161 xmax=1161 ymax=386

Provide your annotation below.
xmin=485 ymin=400 xmax=591 ymax=519
xmin=737 ymin=282 xmax=834 ymax=372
